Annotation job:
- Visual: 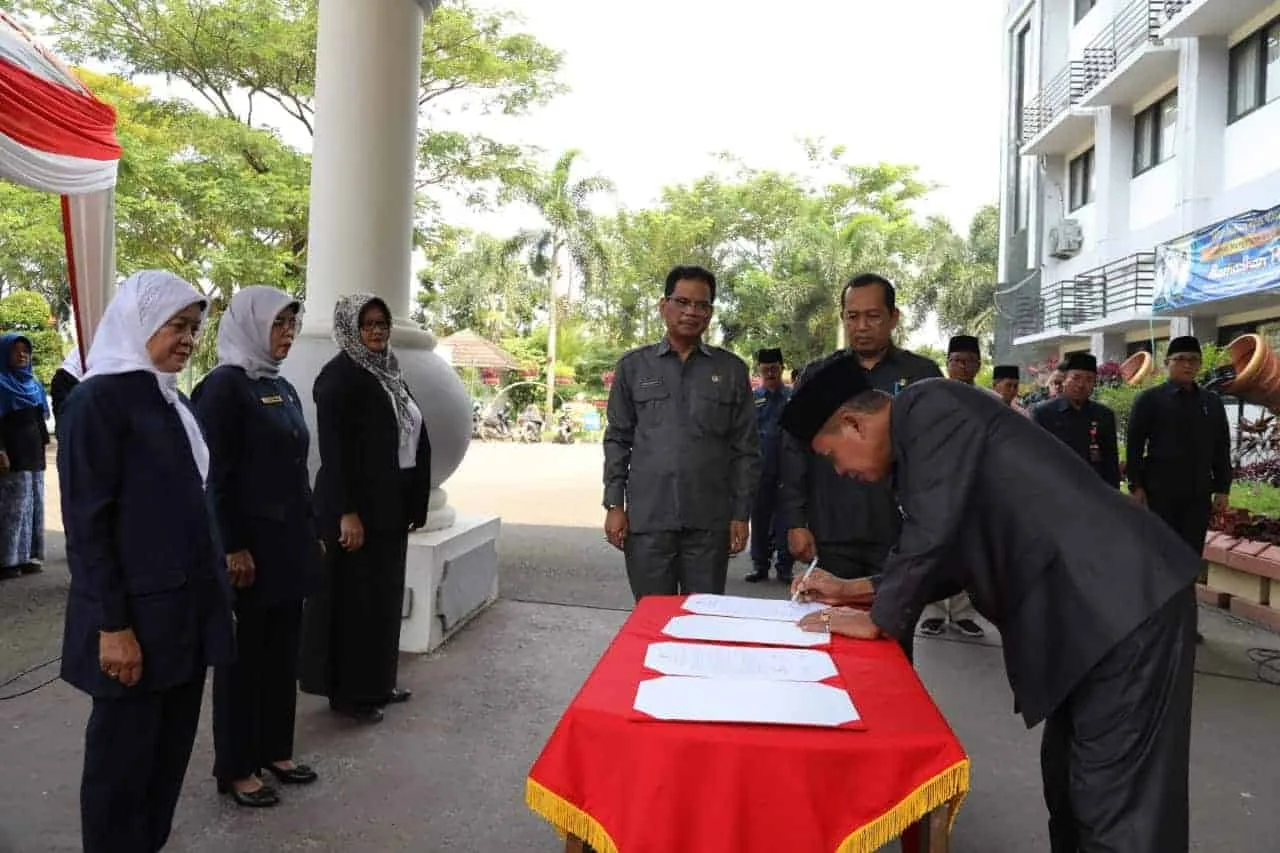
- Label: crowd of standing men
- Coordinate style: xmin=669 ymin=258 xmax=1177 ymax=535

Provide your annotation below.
xmin=604 ymin=265 xmax=1231 ymax=646
xmin=602 ymin=263 xmax=1233 ymax=850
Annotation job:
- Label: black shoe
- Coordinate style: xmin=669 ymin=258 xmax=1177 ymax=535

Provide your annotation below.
xmin=263 ymin=763 xmax=318 ymax=785
xmin=332 ymin=705 xmax=384 ymax=723
xmin=17 ymin=562 xmax=42 ymax=575
xmin=217 ymin=780 xmax=280 ymax=808
xmin=919 ymin=618 xmax=945 ymax=637
xmin=384 ymin=687 xmax=412 ymax=705
xmin=1196 ymin=632 xmax=1205 ymax=645
xmin=776 ymin=571 xmax=793 ymax=584
xmin=745 ymin=569 xmax=770 ymax=583
xmin=954 ymin=619 xmax=985 ymax=639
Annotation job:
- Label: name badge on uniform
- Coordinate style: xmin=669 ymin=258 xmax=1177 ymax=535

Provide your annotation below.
xmin=637 ymin=378 xmax=662 ymax=389
xmin=260 ymin=395 xmax=284 ymax=405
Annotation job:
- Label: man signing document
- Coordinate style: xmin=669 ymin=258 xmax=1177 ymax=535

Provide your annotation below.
xmin=780 ymin=354 xmax=1200 ymax=853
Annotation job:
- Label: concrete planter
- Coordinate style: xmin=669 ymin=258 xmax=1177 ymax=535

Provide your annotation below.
xmin=1120 ymin=350 xmax=1154 ymax=385
xmin=1200 ymin=531 xmax=1280 ymax=632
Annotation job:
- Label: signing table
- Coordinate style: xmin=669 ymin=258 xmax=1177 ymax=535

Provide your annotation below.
xmin=526 ymin=596 xmax=969 ymax=853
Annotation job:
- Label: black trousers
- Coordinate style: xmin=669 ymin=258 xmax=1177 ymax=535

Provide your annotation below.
xmin=81 ymin=673 xmax=206 ymax=853
xmin=749 ymin=479 xmax=793 ymax=574
xmin=213 ymin=599 xmax=303 ymax=781
xmin=625 ymin=529 xmax=730 ymax=600
xmin=816 ymin=540 xmax=890 ymax=580
xmin=1040 ymin=585 xmax=1196 ymax=853
xmin=1147 ymin=492 xmax=1211 ymax=560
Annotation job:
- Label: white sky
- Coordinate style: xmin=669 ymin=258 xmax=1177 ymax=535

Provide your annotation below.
xmin=439 ymin=0 xmax=1007 ymax=230
xmin=121 ymin=0 xmax=1011 ymax=347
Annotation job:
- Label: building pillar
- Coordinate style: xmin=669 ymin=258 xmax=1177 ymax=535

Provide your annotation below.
xmin=1177 ymin=37 xmax=1229 ymax=232
xmin=1169 ymin=315 xmax=1219 ymax=345
xmin=282 ymin=0 xmax=472 ymax=532
xmin=1090 ymin=331 xmax=1127 ymax=363
xmin=281 ymin=0 xmax=499 ymax=656
xmin=1094 ymin=106 xmax=1134 ymax=261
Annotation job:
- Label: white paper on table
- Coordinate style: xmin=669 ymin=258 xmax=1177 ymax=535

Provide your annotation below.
xmin=634 ymin=675 xmax=859 ymax=727
xmin=682 ymin=593 xmax=826 ymax=623
xmin=644 ymin=641 xmax=838 ymax=683
xmin=662 ymin=614 xmax=830 ymax=648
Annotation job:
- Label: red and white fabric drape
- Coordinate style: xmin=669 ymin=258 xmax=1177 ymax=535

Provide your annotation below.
xmin=0 ymin=11 xmax=120 ymax=358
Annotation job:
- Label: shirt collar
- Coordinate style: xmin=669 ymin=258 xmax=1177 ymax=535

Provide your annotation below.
xmin=1163 ymin=379 xmax=1200 ymax=395
xmin=657 ymin=337 xmax=713 ymax=358
xmin=855 ymin=344 xmax=900 ymax=370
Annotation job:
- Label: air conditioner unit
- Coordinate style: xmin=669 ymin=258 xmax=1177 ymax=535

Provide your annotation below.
xmin=1049 ymin=219 xmax=1084 ymax=260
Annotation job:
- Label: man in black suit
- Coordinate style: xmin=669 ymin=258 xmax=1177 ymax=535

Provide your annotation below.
xmin=782 ymin=354 xmax=1200 ymax=853
xmin=1031 ymin=351 xmax=1122 ymax=488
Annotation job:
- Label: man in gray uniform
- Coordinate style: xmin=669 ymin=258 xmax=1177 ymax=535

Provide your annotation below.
xmin=780 ymin=273 xmax=941 ymax=580
xmin=603 ymin=265 xmax=760 ymax=600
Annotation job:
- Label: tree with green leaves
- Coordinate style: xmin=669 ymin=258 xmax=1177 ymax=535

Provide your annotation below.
xmin=16 ymin=0 xmax=565 ymax=215
xmin=0 ymin=291 xmax=63 ymax=385
xmin=913 ymin=203 xmax=1000 ymax=342
xmin=0 ymin=69 xmax=310 ymax=377
xmin=505 ymin=149 xmax=614 ymax=415
xmin=588 ymin=145 xmax=942 ymax=369
xmin=415 ymin=226 xmax=541 ymax=339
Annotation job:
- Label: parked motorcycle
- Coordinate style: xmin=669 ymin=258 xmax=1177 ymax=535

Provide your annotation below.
xmin=474 ymin=401 xmax=513 ymax=441
xmin=517 ymin=404 xmax=544 ymax=443
xmin=552 ymin=412 xmax=575 ymax=444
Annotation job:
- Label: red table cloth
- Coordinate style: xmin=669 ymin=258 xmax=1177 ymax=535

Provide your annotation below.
xmin=526 ymin=595 xmax=970 ymax=853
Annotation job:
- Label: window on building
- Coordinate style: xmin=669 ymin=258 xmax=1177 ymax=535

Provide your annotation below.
xmin=1229 ymin=16 xmax=1280 ymax=122
xmin=1068 ymin=147 xmax=1095 ymax=210
xmin=1013 ymin=22 xmax=1032 ymax=232
xmin=1133 ymin=91 xmax=1178 ymax=175
xmin=1075 ymin=0 xmax=1097 ymax=23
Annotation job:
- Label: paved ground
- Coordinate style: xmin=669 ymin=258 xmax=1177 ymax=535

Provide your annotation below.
xmin=2 ymin=442 xmax=1280 ymax=852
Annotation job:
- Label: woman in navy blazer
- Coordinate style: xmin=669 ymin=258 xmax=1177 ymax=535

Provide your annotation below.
xmin=298 ymin=293 xmax=431 ymax=723
xmin=193 ymin=286 xmax=321 ymax=807
xmin=58 ymin=270 xmax=235 ymax=853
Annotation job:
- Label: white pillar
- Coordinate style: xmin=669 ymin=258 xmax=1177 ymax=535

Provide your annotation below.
xmin=283 ymin=0 xmax=472 ymax=533
xmin=1176 ymin=36 xmax=1229 ymax=232
xmin=1094 ymin=105 xmax=1133 ymax=260
xmin=303 ymin=0 xmax=424 ymax=330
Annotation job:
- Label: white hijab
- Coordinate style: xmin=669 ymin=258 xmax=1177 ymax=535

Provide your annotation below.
xmin=216 ymin=285 xmax=301 ymax=380
xmin=85 ymin=270 xmax=211 ymax=485
xmin=60 ymin=347 xmax=84 ymax=380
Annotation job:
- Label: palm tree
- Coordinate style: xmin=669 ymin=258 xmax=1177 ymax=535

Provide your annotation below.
xmin=507 ymin=150 xmax=614 ymax=416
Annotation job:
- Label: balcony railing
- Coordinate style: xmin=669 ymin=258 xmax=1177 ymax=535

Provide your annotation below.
xmin=1010 ymin=288 xmax=1045 ymax=339
xmin=1074 ymin=252 xmax=1156 ymax=316
xmin=1041 ymin=280 xmax=1103 ymax=330
xmin=1081 ymin=0 xmax=1167 ymax=93
xmin=1020 ymin=63 xmax=1087 ymax=145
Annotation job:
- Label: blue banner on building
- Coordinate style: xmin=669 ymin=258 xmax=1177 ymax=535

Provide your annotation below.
xmin=1153 ymin=204 xmax=1280 ymax=312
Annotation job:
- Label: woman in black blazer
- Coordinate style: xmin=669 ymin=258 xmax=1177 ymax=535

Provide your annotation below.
xmin=50 ymin=347 xmax=84 ymax=426
xmin=193 ymin=285 xmax=321 ymax=807
xmin=59 ymin=270 xmax=235 ymax=853
xmin=298 ymin=293 xmax=431 ymax=723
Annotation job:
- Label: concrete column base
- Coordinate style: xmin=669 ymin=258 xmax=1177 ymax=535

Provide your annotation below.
xmin=400 ymin=513 xmax=502 ymax=654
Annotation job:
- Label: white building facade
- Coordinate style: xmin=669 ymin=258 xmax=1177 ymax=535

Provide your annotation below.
xmin=994 ymin=0 xmax=1280 ymax=369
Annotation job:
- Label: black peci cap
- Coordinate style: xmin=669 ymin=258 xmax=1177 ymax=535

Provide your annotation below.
xmin=779 ymin=353 xmax=872 ymax=445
